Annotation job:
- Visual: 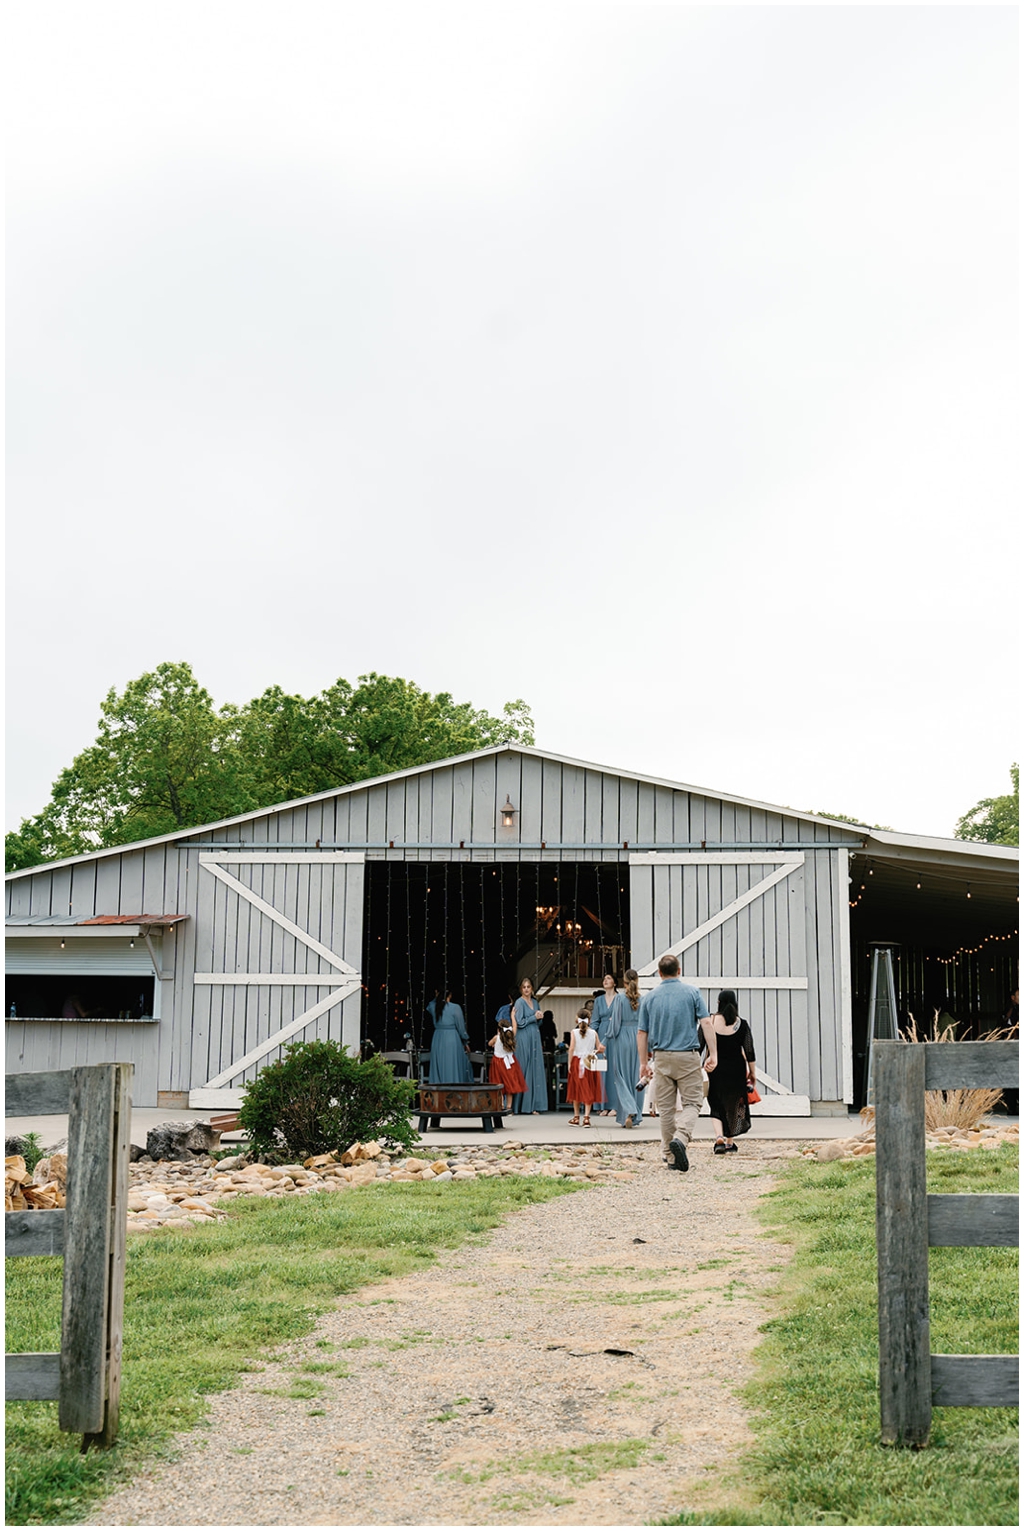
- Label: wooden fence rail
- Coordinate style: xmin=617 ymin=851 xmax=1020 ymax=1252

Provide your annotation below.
xmin=5 ymin=1062 xmax=132 ymax=1448
xmin=874 ymin=1040 xmax=1019 ymax=1447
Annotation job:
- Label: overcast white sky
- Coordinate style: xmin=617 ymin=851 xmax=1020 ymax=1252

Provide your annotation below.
xmin=6 ymin=2 xmax=1018 ymax=839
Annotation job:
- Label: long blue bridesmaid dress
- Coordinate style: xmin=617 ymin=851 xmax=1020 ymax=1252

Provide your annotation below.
xmin=428 ymin=1002 xmax=473 ymax=1084
xmin=512 ymin=996 xmax=548 ymax=1112
xmin=607 ymin=991 xmax=645 ymax=1126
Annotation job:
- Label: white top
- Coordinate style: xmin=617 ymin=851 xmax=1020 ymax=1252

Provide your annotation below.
xmin=493 ymin=1032 xmax=516 ymax=1060
xmin=572 ymin=1025 xmax=599 ymax=1061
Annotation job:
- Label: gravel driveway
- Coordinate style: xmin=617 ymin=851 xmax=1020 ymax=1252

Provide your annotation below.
xmin=91 ymin=1143 xmax=786 ymax=1526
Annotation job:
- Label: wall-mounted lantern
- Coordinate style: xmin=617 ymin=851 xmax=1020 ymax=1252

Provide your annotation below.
xmin=500 ymin=796 xmax=517 ymax=828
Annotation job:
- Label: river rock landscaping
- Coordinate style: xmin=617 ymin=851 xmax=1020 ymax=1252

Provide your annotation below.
xmin=121 ymin=1140 xmax=644 ymax=1231
xmin=803 ymin=1117 xmax=1018 ymax=1163
xmin=9 ymin=1121 xmax=1016 ymax=1230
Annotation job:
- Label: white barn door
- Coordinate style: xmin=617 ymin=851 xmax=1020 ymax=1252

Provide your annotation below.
xmin=188 ymin=852 xmax=364 ymax=1109
xmin=629 ymin=852 xmax=811 ymax=1115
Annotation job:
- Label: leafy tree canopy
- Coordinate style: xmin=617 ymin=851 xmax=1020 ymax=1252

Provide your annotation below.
xmin=6 ymin=663 xmax=535 ymax=870
xmin=955 ymin=764 xmax=1019 ymax=847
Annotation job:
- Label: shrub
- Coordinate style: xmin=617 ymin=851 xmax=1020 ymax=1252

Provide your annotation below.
xmin=238 ymin=1040 xmax=417 ymax=1160
xmin=6 ymin=1130 xmax=45 ymax=1174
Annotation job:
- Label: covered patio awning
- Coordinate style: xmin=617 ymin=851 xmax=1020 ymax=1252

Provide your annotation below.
xmin=850 ymin=831 xmax=1017 ymax=948
xmin=6 ymin=915 xmax=187 ymax=938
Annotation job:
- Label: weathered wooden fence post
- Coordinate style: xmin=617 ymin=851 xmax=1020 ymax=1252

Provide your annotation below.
xmin=5 ymin=1061 xmax=133 ymax=1449
xmin=875 ymin=1039 xmax=1019 ymax=1448
xmin=874 ymin=1040 xmax=931 ymax=1446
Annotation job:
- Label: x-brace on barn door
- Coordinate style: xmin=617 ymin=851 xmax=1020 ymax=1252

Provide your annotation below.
xmin=188 ymin=852 xmax=364 ymax=1109
xmin=629 ymin=851 xmax=811 ymax=1112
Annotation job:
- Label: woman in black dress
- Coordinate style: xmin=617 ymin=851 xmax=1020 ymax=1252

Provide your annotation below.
xmin=700 ymin=989 xmax=757 ymax=1155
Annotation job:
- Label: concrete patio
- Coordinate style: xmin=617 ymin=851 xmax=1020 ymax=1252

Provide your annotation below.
xmin=7 ymin=1104 xmax=1015 ymax=1152
xmin=6 ymin=1103 xmax=867 ymax=1150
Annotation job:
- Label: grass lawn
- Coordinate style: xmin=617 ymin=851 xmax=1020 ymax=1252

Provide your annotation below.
xmin=5 ymin=1177 xmax=578 ymax=1526
xmin=668 ymin=1141 xmax=1018 ymax=1527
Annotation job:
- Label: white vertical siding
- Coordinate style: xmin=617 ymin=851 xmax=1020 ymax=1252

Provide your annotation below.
xmin=7 ymin=750 xmax=861 ymax=1101
xmin=627 ymin=854 xmax=832 ymax=1096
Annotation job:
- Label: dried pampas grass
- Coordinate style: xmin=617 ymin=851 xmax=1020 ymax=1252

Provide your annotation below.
xmin=912 ymin=1012 xmax=1006 ymax=1131
xmin=859 ymin=1013 xmax=1011 ymax=1135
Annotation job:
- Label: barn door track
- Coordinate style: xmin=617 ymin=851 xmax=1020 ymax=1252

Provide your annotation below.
xmin=90 ymin=1146 xmax=786 ymax=1527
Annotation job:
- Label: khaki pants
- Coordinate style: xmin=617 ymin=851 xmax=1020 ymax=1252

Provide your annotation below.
xmin=653 ymin=1051 xmax=703 ymax=1157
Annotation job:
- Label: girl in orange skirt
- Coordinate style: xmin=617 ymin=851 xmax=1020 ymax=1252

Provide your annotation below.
xmin=567 ymin=1010 xmax=606 ymax=1127
xmin=489 ymin=1015 xmax=527 ymax=1111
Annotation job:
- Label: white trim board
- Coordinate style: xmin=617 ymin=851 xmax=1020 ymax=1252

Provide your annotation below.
xmin=635 ymin=976 xmax=808 ymax=991
xmin=6 ymin=926 xmax=152 ymax=939
xmin=836 ymin=847 xmax=854 ymax=1105
xmin=706 ymin=1096 xmax=810 ymax=1117
xmin=629 ymin=852 xmax=804 ymax=867
xmin=194 ymin=974 xmax=350 ymax=985
xmin=189 ymin=1089 xmax=248 ymax=1109
xmin=199 ymin=852 xmax=365 ymax=864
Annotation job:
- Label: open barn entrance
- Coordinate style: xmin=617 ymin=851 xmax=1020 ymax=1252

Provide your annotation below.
xmin=361 ymin=861 xmax=630 ymax=1054
xmin=849 ymin=848 xmax=1018 ymax=1106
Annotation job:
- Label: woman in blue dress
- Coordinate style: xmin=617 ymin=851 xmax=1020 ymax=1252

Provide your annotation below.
xmin=607 ymin=969 xmax=646 ymax=1127
xmin=428 ymin=990 xmax=473 ymax=1084
xmin=590 ymin=974 xmax=619 ymax=1116
xmin=512 ymin=978 xmax=548 ymax=1113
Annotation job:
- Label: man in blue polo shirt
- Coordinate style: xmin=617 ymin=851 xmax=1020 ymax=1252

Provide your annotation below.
xmin=637 ymin=954 xmax=717 ymax=1172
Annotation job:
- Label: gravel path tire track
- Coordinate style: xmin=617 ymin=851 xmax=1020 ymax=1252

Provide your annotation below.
xmin=91 ymin=1144 xmax=786 ymax=1527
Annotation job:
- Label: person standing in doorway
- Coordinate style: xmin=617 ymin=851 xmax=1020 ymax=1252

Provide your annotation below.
xmin=702 ymin=990 xmax=756 ymax=1154
xmin=427 ymin=989 xmax=473 ymax=1084
xmin=637 ymin=954 xmax=717 ymax=1171
xmin=607 ymin=969 xmax=646 ymax=1127
xmin=540 ymin=1008 xmax=558 ymax=1108
xmin=513 ymin=978 xmax=548 ymax=1113
xmin=591 ymin=974 xmax=619 ymax=1116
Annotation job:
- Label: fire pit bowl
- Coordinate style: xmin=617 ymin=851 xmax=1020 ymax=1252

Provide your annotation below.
xmin=417 ymin=1082 xmax=508 ymax=1133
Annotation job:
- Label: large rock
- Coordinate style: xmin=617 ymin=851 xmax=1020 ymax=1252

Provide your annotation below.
xmin=35 ymin=1152 xmax=68 ymax=1189
xmin=146 ymin=1121 xmax=220 ymax=1161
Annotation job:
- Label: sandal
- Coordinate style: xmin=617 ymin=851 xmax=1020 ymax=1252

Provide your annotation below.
xmin=583 ymin=1118 xmax=592 ymax=1127
xmin=569 ymin=1116 xmax=580 ymax=1125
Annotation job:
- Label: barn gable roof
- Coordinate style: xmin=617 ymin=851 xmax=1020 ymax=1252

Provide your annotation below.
xmin=5 ymin=744 xmax=1016 ymax=879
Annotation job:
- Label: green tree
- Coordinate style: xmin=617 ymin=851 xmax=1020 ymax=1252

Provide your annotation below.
xmin=5 ymin=663 xmax=247 ymax=869
xmin=6 ymin=665 xmax=535 ymax=871
xmin=955 ymin=764 xmax=1019 ymax=847
xmin=225 ymin=674 xmax=534 ymax=803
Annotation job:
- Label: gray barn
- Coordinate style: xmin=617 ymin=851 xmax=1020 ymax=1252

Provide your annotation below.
xmin=6 ymin=747 xmax=1018 ymax=1112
